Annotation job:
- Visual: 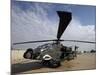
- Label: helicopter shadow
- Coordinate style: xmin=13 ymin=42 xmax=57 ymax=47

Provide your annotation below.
xmin=11 ymin=61 xmax=44 ymax=74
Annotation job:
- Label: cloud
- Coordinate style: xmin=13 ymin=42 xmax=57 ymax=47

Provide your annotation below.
xmin=61 ymin=17 xmax=95 ymax=51
xmin=11 ymin=2 xmax=95 ymax=51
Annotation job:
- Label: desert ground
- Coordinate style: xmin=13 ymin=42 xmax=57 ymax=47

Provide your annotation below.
xmin=11 ymin=50 xmax=96 ymax=74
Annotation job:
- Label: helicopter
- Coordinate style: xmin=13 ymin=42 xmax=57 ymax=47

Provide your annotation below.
xmin=13 ymin=11 xmax=95 ymax=68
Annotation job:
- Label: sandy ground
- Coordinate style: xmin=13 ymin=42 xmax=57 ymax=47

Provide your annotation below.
xmin=11 ymin=50 xmax=96 ymax=74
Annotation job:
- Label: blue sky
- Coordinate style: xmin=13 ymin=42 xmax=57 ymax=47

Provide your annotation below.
xmin=12 ymin=1 xmax=96 ymax=25
xmin=11 ymin=1 xmax=96 ymax=50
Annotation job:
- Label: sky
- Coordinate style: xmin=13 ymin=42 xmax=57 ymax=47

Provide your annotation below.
xmin=11 ymin=0 xmax=96 ymax=51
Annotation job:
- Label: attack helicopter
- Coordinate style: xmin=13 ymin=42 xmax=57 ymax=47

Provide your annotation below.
xmin=13 ymin=11 xmax=95 ymax=68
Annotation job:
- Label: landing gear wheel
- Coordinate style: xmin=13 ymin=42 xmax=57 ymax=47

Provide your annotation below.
xmin=49 ymin=59 xmax=61 ymax=68
xmin=42 ymin=60 xmax=61 ymax=68
xmin=41 ymin=60 xmax=50 ymax=67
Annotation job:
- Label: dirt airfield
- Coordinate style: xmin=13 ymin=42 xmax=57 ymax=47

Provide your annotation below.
xmin=11 ymin=50 xmax=96 ymax=74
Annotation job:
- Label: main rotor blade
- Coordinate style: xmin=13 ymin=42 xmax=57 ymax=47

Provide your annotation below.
xmin=13 ymin=39 xmax=58 ymax=45
xmin=13 ymin=39 xmax=95 ymax=45
xmin=62 ymin=40 xmax=96 ymax=44
xmin=57 ymin=11 xmax=72 ymax=40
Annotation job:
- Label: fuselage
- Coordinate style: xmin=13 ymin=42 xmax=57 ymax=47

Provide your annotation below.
xmin=33 ymin=43 xmax=62 ymax=61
